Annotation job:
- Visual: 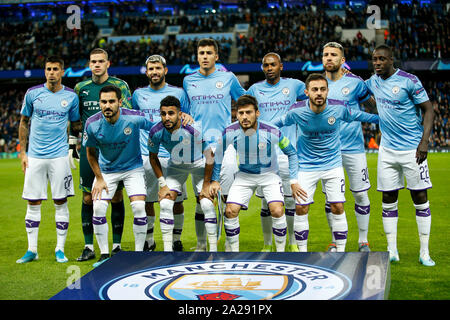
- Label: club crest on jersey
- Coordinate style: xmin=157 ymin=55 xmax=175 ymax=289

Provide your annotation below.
xmin=98 ymin=260 xmax=351 ymax=300
xmin=392 ymin=86 xmax=400 ymax=94
xmin=124 ymin=127 xmax=132 ymax=135
xmin=215 ymin=81 xmax=224 ymax=89
xmin=282 ymin=87 xmax=290 ymax=95
xmin=181 ymin=137 xmax=190 ymax=145
xmin=61 ymin=99 xmax=68 ymax=107
xmin=341 ymin=87 xmax=350 ymax=96
xmin=328 ymin=116 xmax=336 ymax=125
xmin=258 ymin=142 xmax=267 ymax=150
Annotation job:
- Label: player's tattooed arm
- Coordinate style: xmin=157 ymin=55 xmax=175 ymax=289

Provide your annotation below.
xmin=18 ymin=115 xmax=30 ymax=173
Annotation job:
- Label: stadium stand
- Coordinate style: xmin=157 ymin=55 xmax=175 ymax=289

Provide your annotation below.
xmin=0 ymin=0 xmax=448 ymax=156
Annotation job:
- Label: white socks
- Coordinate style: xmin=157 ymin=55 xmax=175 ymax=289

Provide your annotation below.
xmin=93 ymin=200 xmax=109 ymax=254
xmin=382 ymin=201 xmax=398 ymax=254
xmin=159 ymin=198 xmax=175 ymax=251
xmin=200 ymin=198 xmax=218 ymax=252
xmin=54 ymin=202 xmax=69 ymax=253
xmin=25 ymin=204 xmax=41 ymax=253
xmin=224 ymin=216 xmax=240 ymax=252
xmin=414 ymin=201 xmax=431 ymax=259
xmin=272 ymin=215 xmax=287 ymax=252
xmin=330 ymin=212 xmax=348 ymax=252
xmin=294 ymin=214 xmax=309 ymax=252
xmin=131 ymin=200 xmax=147 ymax=251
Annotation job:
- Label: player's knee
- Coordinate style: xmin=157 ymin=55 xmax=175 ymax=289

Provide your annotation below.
xmin=82 ymin=192 xmax=93 ymax=206
xmin=296 ymin=205 xmax=309 ymax=216
xmin=130 ymin=200 xmax=146 ymax=218
xmin=173 ymin=201 xmax=184 ymax=214
xmin=53 ymin=198 xmax=67 ymax=206
xmin=225 ymin=205 xmax=239 ymax=219
xmin=382 ymin=191 xmax=398 ymax=204
xmin=352 ymin=191 xmax=370 ymax=206
xmin=269 ymin=204 xmax=284 ymax=218
xmin=93 ymin=200 xmax=109 ymax=217
xmin=410 ymin=189 xmax=428 ymax=205
xmin=145 ymin=202 xmax=155 ymax=216
xmin=330 ymin=202 xmax=344 ymax=215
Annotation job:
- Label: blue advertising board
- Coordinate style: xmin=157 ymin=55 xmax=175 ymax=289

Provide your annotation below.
xmin=51 ymin=251 xmax=390 ymax=300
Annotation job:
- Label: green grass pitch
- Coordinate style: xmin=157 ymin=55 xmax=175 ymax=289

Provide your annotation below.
xmin=0 ymin=153 xmax=449 ymax=300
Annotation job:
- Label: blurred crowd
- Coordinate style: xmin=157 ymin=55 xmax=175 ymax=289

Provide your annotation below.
xmin=0 ymin=1 xmax=449 ymax=154
xmin=0 ymin=2 xmax=447 ymax=71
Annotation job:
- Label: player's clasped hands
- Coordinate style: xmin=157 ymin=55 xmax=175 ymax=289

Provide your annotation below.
xmin=158 ymin=185 xmax=172 ymax=202
xmin=208 ymin=181 xmax=221 ymax=199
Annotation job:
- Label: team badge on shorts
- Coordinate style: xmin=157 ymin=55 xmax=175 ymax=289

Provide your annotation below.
xmin=282 ymin=87 xmax=290 ymax=95
xmin=341 ymin=87 xmax=350 ymax=95
xmin=61 ymin=99 xmax=68 ymax=107
xmin=392 ymin=86 xmax=400 ymax=94
xmin=216 ymin=81 xmax=224 ymax=89
xmin=328 ymin=116 xmax=336 ymax=125
xmin=124 ymin=127 xmax=132 ymax=135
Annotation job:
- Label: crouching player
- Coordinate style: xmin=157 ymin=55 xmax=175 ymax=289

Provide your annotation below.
xmin=149 ymin=96 xmax=218 ymax=252
xmin=209 ymin=95 xmax=307 ymax=252
xmin=83 ymin=85 xmax=154 ymax=267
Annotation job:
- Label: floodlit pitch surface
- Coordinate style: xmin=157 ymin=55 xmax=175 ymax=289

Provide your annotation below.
xmin=1 ymin=153 xmax=449 ymax=300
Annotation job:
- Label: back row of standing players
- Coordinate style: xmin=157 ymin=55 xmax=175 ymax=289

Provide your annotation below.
xmin=16 ymin=38 xmax=435 ymax=267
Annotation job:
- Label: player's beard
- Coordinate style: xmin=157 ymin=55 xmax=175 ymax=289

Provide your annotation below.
xmin=150 ymin=74 xmax=165 ymax=87
xmin=324 ymin=63 xmax=340 ymax=73
xmin=103 ymin=108 xmax=118 ymax=120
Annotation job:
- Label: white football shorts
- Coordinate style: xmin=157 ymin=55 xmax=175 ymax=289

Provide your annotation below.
xmin=93 ymin=166 xmax=146 ymax=200
xmin=166 ymin=158 xmax=206 ymax=196
xmin=227 ymin=171 xmax=284 ymax=210
xmin=22 ymin=155 xmax=74 ymax=201
xmin=342 ymin=152 xmax=371 ymax=193
xmin=142 ymin=155 xmax=187 ymax=203
xmin=255 ymin=153 xmax=292 ymax=198
xmin=377 ymin=145 xmax=432 ymax=192
xmin=297 ymin=166 xmax=346 ymax=206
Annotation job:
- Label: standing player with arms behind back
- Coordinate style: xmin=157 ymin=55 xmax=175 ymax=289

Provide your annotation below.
xmin=17 ymin=56 xmax=81 ymax=264
xmin=366 ymin=45 xmax=435 ymax=266
xmin=74 ymin=48 xmax=132 ymax=261
xmin=322 ymin=42 xmax=377 ymax=252
xmin=247 ymin=52 xmax=307 ymax=252
xmin=183 ymin=38 xmax=246 ymax=251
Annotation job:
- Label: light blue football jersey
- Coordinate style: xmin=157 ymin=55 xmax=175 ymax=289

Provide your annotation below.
xmin=148 ymin=122 xmax=209 ymax=164
xmin=326 ymin=73 xmax=371 ymax=154
xmin=20 ymin=83 xmax=80 ymax=159
xmin=132 ymin=83 xmax=190 ymax=157
xmin=183 ymin=69 xmax=246 ymax=145
xmin=212 ymin=120 xmax=298 ymax=181
xmin=247 ymin=77 xmax=307 ymax=153
xmin=83 ymin=109 xmax=154 ymax=173
xmin=365 ymin=69 xmax=429 ymax=151
xmin=273 ymin=99 xmax=379 ymax=171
